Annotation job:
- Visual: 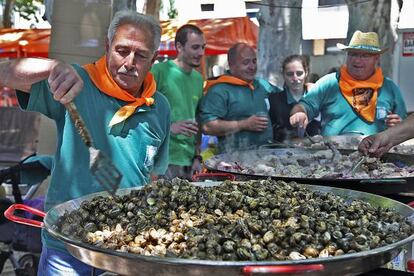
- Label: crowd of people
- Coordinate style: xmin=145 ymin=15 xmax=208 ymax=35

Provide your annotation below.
xmin=0 ymin=10 xmax=411 ymax=274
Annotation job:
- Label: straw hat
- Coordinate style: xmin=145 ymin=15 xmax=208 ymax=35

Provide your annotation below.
xmin=337 ymin=30 xmax=388 ymax=54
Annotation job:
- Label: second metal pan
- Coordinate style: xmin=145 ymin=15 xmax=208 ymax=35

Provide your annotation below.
xmin=204 ymin=148 xmax=414 ymax=195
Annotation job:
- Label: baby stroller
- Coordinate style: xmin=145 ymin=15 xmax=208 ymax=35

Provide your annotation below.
xmin=0 ymin=154 xmax=52 ymax=276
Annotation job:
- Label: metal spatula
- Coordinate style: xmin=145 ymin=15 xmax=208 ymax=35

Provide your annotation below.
xmin=64 ymin=102 xmax=122 ymax=195
xmin=346 ymin=155 xmax=366 ymax=177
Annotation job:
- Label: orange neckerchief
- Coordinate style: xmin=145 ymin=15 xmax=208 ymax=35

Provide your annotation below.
xmin=83 ymin=56 xmax=156 ymax=127
xmin=339 ymin=66 xmax=383 ymax=123
xmin=203 ymin=75 xmax=254 ymax=94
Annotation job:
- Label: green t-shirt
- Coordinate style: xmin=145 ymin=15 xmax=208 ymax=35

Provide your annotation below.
xmin=199 ymin=78 xmax=276 ymax=152
xmin=300 ymin=72 xmax=407 ymax=136
xmin=151 ymin=60 xmax=203 ymax=166
xmin=17 ymin=64 xmax=171 ymax=252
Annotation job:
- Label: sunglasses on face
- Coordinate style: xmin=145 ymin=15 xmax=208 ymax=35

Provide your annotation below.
xmin=347 ymin=52 xmax=375 ymax=59
xmin=285 ymin=71 xmax=304 ymax=77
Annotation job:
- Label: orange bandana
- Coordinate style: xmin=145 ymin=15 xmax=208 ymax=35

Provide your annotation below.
xmin=83 ymin=56 xmax=156 ymax=127
xmin=203 ymin=75 xmax=254 ymax=94
xmin=339 ymin=66 xmax=383 ymax=123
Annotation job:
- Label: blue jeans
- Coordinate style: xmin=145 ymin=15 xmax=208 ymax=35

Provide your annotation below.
xmin=38 ymin=245 xmax=105 ymax=275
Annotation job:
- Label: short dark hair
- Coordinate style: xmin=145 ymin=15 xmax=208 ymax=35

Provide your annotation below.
xmin=227 ymin=43 xmax=251 ymax=66
xmin=175 ymin=24 xmax=203 ymax=47
xmin=281 ymin=54 xmax=309 ymax=76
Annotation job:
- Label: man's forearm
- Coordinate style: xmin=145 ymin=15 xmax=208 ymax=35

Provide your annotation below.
xmin=388 ymin=113 xmax=414 ymax=146
xmin=202 ymin=119 xmax=244 ymax=136
xmin=0 ymin=58 xmax=57 ymax=92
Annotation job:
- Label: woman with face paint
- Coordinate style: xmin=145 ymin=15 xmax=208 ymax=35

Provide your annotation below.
xmin=268 ymin=55 xmax=321 ymax=142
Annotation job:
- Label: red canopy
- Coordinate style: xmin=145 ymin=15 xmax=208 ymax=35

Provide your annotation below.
xmin=0 ymin=28 xmax=50 ymax=58
xmin=159 ymin=17 xmax=258 ymax=56
xmin=0 ymin=17 xmax=258 ymax=58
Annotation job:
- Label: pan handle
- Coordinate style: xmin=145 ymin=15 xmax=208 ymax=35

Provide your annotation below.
xmin=242 ymin=264 xmax=324 ymax=275
xmin=4 ymin=203 xmax=45 ymax=228
xmin=359 ymin=179 xmax=407 ymax=185
xmin=259 ymin=142 xmax=292 ymax=149
xmin=192 ymin=172 xmax=236 ymax=182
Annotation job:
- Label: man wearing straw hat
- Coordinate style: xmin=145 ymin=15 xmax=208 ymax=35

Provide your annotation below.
xmin=290 ymin=30 xmax=407 ymax=136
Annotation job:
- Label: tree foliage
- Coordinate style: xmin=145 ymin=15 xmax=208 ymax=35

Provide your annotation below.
xmin=14 ymin=0 xmax=42 ymax=21
xmin=167 ymin=0 xmax=178 ymax=19
xmin=1 ymin=0 xmax=44 ymax=28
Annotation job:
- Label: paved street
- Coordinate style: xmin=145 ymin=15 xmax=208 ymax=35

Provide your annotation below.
xmin=1 ymin=250 xmax=26 ymax=276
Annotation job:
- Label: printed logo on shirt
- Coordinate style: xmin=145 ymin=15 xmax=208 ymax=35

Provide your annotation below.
xmin=352 ymin=88 xmax=374 ymax=109
xmin=144 ymin=145 xmax=157 ymax=167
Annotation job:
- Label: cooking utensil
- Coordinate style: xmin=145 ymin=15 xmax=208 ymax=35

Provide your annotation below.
xmin=339 ymin=130 xmax=365 ymax=136
xmin=64 ymin=102 xmax=122 ymax=195
xmin=305 ymin=132 xmax=339 ymax=160
xmin=259 ymin=142 xmax=294 ymax=149
xmin=204 ymin=148 xmax=414 ymax=195
xmin=346 ymin=155 xmax=366 ymax=177
xmin=297 ymin=126 xmax=305 ymax=138
xmin=5 ymin=183 xmax=414 ymax=276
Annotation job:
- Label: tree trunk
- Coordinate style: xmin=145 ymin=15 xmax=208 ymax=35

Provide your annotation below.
xmin=3 ymin=0 xmax=16 ymax=28
xmin=257 ymin=0 xmax=303 ymax=86
xmin=145 ymin=0 xmax=161 ymax=19
xmin=345 ymin=0 xmax=394 ymax=77
xmin=113 ymin=0 xmax=137 ymax=15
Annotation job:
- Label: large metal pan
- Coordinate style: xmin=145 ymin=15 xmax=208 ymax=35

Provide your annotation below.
xmin=288 ymin=135 xmax=363 ymax=150
xmin=256 ymin=135 xmax=365 ymax=150
xmin=5 ymin=182 xmax=414 ymax=276
xmin=204 ymin=148 xmax=414 ymax=195
xmin=267 ymin=135 xmax=414 ymax=155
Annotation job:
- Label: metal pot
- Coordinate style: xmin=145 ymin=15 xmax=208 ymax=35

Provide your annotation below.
xmin=266 ymin=136 xmax=414 ymax=155
xmin=204 ymin=148 xmax=414 ymax=195
xmin=5 ymin=182 xmax=414 ymax=276
xmin=260 ymin=136 xmax=364 ymax=150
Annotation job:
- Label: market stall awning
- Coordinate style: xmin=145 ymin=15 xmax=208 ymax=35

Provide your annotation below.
xmin=0 ymin=28 xmax=50 ymax=58
xmin=159 ymin=16 xmax=258 ymax=56
xmin=0 ymin=16 xmax=258 ymax=59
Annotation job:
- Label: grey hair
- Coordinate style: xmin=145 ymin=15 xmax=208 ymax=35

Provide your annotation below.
xmin=107 ymin=10 xmax=161 ymax=52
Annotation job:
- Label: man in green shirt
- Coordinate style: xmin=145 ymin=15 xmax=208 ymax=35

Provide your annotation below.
xmin=152 ymin=24 xmax=206 ymax=180
xmin=0 ymin=11 xmax=170 ymax=275
xmin=199 ymin=43 xmax=276 ymax=152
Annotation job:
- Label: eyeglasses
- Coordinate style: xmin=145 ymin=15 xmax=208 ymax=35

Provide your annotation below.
xmin=285 ymin=71 xmax=304 ymax=77
xmin=347 ymin=52 xmax=376 ymax=59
